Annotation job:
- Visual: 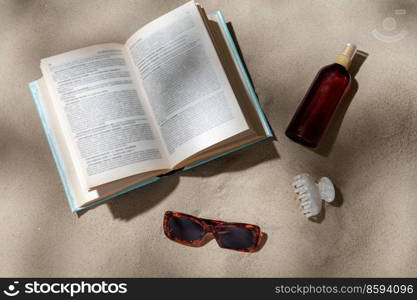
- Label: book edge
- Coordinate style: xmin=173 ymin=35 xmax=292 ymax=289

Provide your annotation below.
xmin=29 ymin=80 xmax=78 ymax=212
xmin=214 ymin=11 xmax=273 ymax=137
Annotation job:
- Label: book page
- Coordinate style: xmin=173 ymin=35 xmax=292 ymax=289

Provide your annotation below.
xmin=125 ymin=1 xmax=249 ymax=166
xmin=40 ymin=44 xmax=168 ymax=188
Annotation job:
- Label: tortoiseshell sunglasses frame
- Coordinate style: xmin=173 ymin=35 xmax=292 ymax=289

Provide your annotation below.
xmin=163 ymin=211 xmax=261 ymax=252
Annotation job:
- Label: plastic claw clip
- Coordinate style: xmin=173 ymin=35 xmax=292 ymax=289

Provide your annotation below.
xmin=292 ymin=174 xmax=335 ymax=218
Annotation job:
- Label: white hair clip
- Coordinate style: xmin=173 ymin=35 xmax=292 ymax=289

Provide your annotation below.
xmin=292 ymin=174 xmax=335 ymax=218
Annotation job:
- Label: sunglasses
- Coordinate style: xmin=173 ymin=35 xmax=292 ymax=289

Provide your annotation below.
xmin=163 ymin=211 xmax=262 ymax=252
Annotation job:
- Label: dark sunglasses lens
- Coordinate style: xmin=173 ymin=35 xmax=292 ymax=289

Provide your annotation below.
xmin=216 ymin=226 xmax=257 ymax=250
xmin=167 ymin=216 xmax=204 ymax=242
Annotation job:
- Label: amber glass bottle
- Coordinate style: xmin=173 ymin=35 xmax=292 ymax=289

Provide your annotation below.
xmin=285 ymin=44 xmax=357 ymax=148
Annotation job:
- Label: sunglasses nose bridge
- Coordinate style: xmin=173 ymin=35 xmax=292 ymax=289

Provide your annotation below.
xmin=206 ymin=224 xmax=216 ymax=233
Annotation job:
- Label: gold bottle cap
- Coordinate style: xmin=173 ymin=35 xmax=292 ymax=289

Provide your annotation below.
xmin=335 ymin=43 xmax=357 ymax=69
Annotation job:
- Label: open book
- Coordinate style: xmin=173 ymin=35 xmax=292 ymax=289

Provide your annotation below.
xmin=29 ymin=1 xmax=272 ymax=212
